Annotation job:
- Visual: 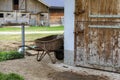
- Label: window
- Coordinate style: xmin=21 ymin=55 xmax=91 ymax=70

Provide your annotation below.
xmin=6 ymin=13 xmax=14 ymax=18
xmin=0 ymin=13 xmax=4 ymax=18
xmin=20 ymin=13 xmax=29 ymax=18
xmin=21 ymin=14 xmax=26 ymax=17
xmin=13 ymin=0 xmax=19 ymax=5
xmin=13 ymin=0 xmax=19 ymax=10
xmin=89 ymin=0 xmax=120 ymax=18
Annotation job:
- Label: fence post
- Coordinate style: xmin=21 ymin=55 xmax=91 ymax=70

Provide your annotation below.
xmin=21 ymin=24 xmax=25 ymax=55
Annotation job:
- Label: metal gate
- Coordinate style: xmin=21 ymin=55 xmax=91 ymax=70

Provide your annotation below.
xmin=75 ymin=0 xmax=120 ymax=73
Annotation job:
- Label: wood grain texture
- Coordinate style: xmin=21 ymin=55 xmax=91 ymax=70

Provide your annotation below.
xmin=75 ymin=0 xmax=120 ymax=72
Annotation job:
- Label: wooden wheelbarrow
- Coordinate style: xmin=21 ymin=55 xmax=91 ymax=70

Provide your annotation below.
xmin=25 ymin=35 xmax=63 ymax=63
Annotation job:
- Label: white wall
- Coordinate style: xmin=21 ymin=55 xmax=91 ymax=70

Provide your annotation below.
xmin=64 ymin=0 xmax=75 ymax=65
xmin=64 ymin=0 xmax=75 ymax=51
xmin=0 ymin=12 xmax=30 ymax=25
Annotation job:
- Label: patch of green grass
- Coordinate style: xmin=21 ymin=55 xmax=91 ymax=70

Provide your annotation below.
xmin=0 ymin=27 xmax=20 ymax=32
xmin=25 ymin=33 xmax=59 ymax=41
xmin=0 ymin=72 xmax=24 ymax=80
xmin=0 ymin=51 xmax=24 ymax=62
xmin=0 ymin=26 xmax=64 ymax=32
xmin=0 ymin=33 xmax=58 ymax=41
xmin=27 ymin=26 xmax=64 ymax=31
xmin=0 ymin=34 xmax=21 ymax=41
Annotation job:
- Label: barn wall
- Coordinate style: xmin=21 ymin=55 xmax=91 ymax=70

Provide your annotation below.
xmin=29 ymin=14 xmax=37 ymax=26
xmin=64 ymin=0 xmax=75 ymax=65
xmin=75 ymin=0 xmax=120 ymax=72
xmin=49 ymin=9 xmax=64 ymax=26
xmin=0 ymin=0 xmax=49 ymax=26
xmin=0 ymin=0 xmax=48 ymax=13
xmin=26 ymin=0 xmax=48 ymax=14
xmin=39 ymin=13 xmax=49 ymax=26
xmin=0 ymin=0 xmax=13 ymax=11
xmin=0 ymin=12 xmax=29 ymax=25
xmin=26 ymin=0 xmax=49 ymax=26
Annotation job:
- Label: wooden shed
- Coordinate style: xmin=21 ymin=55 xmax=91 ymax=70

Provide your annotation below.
xmin=64 ymin=0 xmax=120 ymax=73
xmin=49 ymin=7 xmax=64 ymax=26
xmin=39 ymin=0 xmax=64 ymax=26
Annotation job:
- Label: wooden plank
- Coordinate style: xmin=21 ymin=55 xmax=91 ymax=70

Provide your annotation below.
xmin=89 ymin=15 xmax=120 ymax=18
xmin=89 ymin=25 xmax=120 ymax=28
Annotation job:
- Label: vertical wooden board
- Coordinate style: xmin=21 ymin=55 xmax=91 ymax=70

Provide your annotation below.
xmin=97 ymin=29 xmax=105 ymax=66
xmin=104 ymin=29 xmax=113 ymax=66
xmin=117 ymin=32 xmax=120 ymax=68
xmin=75 ymin=0 xmax=86 ymax=65
xmin=90 ymin=0 xmax=118 ymax=15
xmin=112 ymin=30 xmax=120 ymax=67
xmin=19 ymin=0 xmax=26 ymax=10
xmin=76 ymin=25 xmax=85 ymax=65
xmin=87 ymin=28 xmax=99 ymax=65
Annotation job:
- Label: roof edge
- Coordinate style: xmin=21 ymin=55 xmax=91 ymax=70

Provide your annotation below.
xmin=38 ymin=0 xmax=64 ymax=9
xmin=38 ymin=0 xmax=50 ymax=7
xmin=50 ymin=6 xmax=64 ymax=9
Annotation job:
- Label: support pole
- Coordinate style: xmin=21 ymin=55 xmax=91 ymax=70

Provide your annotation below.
xmin=21 ymin=24 xmax=25 ymax=55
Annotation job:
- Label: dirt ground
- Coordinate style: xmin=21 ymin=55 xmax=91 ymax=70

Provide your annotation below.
xmin=0 ymin=56 xmax=55 ymax=80
xmin=48 ymin=71 xmax=109 ymax=80
xmin=0 ymin=41 xmax=111 ymax=80
xmin=0 ymin=56 xmax=109 ymax=80
xmin=0 ymin=41 xmax=34 ymax=51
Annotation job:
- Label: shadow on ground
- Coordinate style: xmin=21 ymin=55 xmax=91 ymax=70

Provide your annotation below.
xmin=48 ymin=71 xmax=109 ymax=80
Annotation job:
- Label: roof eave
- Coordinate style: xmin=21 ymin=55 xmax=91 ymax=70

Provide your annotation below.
xmin=49 ymin=6 xmax=64 ymax=9
xmin=38 ymin=0 xmax=50 ymax=7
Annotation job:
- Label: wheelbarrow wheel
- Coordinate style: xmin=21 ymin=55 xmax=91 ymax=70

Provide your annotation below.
xmin=54 ymin=49 xmax=64 ymax=60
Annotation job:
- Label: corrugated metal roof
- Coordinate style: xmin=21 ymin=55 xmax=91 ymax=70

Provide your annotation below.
xmin=38 ymin=0 xmax=64 ymax=8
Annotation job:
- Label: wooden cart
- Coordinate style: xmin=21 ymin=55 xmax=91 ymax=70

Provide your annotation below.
xmin=34 ymin=35 xmax=63 ymax=63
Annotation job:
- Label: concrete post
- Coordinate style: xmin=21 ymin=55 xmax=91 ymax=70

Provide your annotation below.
xmin=64 ymin=0 xmax=75 ymax=66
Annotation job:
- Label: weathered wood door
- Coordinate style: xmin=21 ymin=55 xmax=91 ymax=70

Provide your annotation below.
xmin=75 ymin=0 xmax=120 ymax=73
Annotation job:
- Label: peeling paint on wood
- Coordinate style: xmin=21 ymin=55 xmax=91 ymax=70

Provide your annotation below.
xmin=75 ymin=0 xmax=120 ymax=73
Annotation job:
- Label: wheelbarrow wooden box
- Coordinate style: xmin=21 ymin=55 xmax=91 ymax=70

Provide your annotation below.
xmin=34 ymin=35 xmax=63 ymax=63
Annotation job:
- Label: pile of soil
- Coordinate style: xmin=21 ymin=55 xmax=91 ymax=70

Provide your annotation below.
xmin=48 ymin=71 xmax=109 ymax=80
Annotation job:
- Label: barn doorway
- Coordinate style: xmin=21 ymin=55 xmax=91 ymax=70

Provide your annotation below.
xmin=13 ymin=0 xmax=19 ymax=10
